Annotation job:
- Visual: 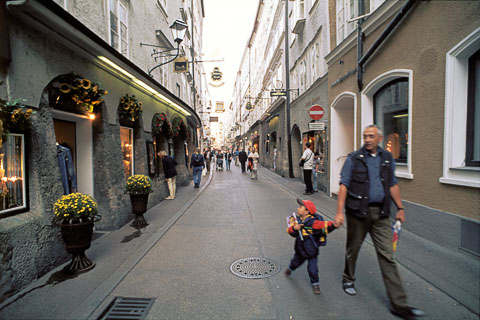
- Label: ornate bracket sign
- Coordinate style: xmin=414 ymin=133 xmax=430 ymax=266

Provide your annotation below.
xmin=209 ymin=66 xmax=224 ymax=87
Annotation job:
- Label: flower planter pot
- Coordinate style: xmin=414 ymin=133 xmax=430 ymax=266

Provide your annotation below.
xmin=130 ymin=193 xmax=149 ymax=227
xmin=60 ymin=218 xmax=96 ymax=275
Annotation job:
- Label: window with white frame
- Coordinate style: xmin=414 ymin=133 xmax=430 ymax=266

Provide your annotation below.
xmin=0 ymin=134 xmax=27 ymax=217
xmin=109 ymin=0 xmax=129 ymax=56
xmin=361 ymin=69 xmax=413 ymax=179
xmin=441 ymin=27 xmax=480 ymax=188
xmin=336 ymin=0 xmax=356 ymax=45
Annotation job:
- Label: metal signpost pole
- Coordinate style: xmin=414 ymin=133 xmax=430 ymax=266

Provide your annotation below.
xmin=285 ymin=0 xmax=294 ymax=178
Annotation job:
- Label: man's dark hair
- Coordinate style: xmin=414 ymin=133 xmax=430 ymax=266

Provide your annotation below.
xmin=306 ymin=142 xmax=311 ymax=148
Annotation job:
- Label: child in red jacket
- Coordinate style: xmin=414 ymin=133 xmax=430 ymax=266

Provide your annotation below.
xmin=285 ymin=198 xmax=336 ymax=295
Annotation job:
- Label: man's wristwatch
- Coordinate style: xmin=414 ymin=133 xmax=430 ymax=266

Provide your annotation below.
xmin=397 ymin=207 xmax=404 ymax=210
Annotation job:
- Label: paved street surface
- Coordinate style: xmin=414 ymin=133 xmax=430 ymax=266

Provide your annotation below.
xmin=0 ymin=164 xmax=478 ymax=319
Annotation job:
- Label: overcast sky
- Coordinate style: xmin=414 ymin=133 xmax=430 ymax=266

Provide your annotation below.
xmin=202 ymin=0 xmax=259 ymax=113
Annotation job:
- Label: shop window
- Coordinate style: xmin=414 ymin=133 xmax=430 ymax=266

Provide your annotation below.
xmin=0 ymin=134 xmax=27 ymax=217
xmin=374 ymin=79 xmax=409 ymax=164
xmin=120 ymin=126 xmax=134 ymax=177
xmin=466 ymin=49 xmax=480 ymax=167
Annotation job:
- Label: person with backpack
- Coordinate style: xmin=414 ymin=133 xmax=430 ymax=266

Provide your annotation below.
xmin=190 ymin=147 xmax=205 ymax=188
xmin=285 ymin=198 xmax=337 ymax=295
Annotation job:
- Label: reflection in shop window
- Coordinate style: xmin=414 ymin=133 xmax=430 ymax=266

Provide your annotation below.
xmin=0 ymin=134 xmax=26 ymax=215
xmin=374 ymin=79 xmax=409 ymax=164
xmin=120 ymin=126 xmax=134 ymax=177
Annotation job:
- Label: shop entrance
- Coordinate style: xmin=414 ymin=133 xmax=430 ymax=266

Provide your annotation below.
xmin=52 ymin=112 xmax=93 ymax=195
xmin=330 ymin=94 xmax=355 ymax=196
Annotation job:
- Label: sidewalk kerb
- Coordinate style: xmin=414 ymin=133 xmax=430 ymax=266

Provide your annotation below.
xmin=68 ymin=169 xmax=214 ymax=320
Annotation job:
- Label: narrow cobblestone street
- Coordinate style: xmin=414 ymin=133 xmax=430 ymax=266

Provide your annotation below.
xmin=0 ymin=163 xmax=478 ymax=319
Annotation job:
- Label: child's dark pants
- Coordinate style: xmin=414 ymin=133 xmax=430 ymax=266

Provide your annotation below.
xmin=289 ymin=252 xmax=319 ymax=285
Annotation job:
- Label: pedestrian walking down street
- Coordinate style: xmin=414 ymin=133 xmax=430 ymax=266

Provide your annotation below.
xmin=285 ymin=198 xmax=337 ymax=295
xmin=300 ymin=142 xmax=314 ymax=195
xmin=273 ymin=147 xmax=277 ymax=170
xmin=250 ymin=147 xmax=259 ymax=179
xmin=312 ymin=152 xmax=321 ymax=193
xmin=158 ymin=151 xmax=177 ymax=200
xmin=234 ymin=149 xmax=239 ymax=166
xmin=225 ymin=150 xmax=232 ymax=171
xmin=204 ymin=149 xmax=211 ymax=172
xmin=190 ymin=148 xmax=205 ymax=188
xmin=238 ymin=148 xmax=248 ymax=173
xmin=334 ymin=125 xmax=425 ymax=320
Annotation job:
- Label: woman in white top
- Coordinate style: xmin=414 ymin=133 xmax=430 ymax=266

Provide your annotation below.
xmin=250 ymin=147 xmax=260 ymax=179
xmin=300 ymin=142 xmax=314 ymax=194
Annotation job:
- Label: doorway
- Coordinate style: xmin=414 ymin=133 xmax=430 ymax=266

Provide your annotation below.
xmin=53 ymin=111 xmax=94 ymax=196
xmin=330 ymin=93 xmax=356 ymax=196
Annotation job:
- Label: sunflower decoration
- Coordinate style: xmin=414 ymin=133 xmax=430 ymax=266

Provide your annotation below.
xmin=0 ymin=97 xmax=35 ymax=140
xmin=151 ymin=112 xmax=172 ymax=138
xmin=172 ymin=117 xmax=187 ymax=140
xmin=57 ymin=74 xmax=107 ymax=114
xmin=118 ymin=94 xmax=143 ymax=122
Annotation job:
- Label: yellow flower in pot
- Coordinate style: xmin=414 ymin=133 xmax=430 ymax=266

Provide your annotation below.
xmin=52 ymin=193 xmax=101 ymax=274
xmin=126 ymin=174 xmax=153 ymax=228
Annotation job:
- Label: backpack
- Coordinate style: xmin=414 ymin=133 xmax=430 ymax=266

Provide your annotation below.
xmin=300 ymin=213 xmax=328 ymax=248
xmin=192 ymin=154 xmax=203 ymax=166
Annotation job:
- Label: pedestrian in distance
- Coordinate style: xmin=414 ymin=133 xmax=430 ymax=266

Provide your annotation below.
xmin=158 ymin=151 xmax=177 ymax=200
xmin=312 ymin=152 xmax=321 ymax=193
xmin=234 ymin=148 xmax=239 ymax=166
xmin=238 ymin=148 xmax=248 ymax=173
xmin=250 ymin=147 xmax=259 ymax=179
xmin=334 ymin=124 xmax=425 ymax=319
xmin=204 ymin=149 xmax=211 ymax=173
xmin=225 ymin=150 xmax=232 ymax=171
xmin=273 ymin=146 xmax=277 ymax=170
xmin=190 ymin=147 xmax=205 ymax=188
xmin=300 ymin=142 xmax=314 ymax=195
xmin=285 ymin=198 xmax=337 ymax=295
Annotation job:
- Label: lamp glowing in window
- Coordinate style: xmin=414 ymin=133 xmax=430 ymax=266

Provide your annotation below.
xmin=88 ymin=113 xmax=96 ymax=120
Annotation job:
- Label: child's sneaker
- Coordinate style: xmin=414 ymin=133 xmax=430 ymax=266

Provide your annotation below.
xmin=284 ymin=268 xmax=291 ymax=277
xmin=313 ymin=285 xmax=321 ymax=295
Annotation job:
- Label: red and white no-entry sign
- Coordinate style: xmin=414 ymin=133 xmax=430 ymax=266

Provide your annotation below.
xmin=309 ymin=105 xmax=324 ymax=120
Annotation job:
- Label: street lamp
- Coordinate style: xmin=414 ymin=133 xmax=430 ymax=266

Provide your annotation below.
xmin=148 ymin=19 xmax=188 ymax=76
xmin=170 ymin=19 xmax=188 ymax=44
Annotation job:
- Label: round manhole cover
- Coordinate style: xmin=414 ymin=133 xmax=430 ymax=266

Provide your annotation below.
xmin=230 ymin=257 xmax=281 ymax=279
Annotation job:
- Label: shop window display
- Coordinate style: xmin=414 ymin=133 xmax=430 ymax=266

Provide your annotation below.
xmin=0 ymin=134 xmax=27 ymax=215
xmin=120 ymin=126 xmax=134 ymax=177
xmin=374 ymin=79 xmax=409 ymax=164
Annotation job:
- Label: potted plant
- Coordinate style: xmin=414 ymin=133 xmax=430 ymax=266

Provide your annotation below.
xmin=151 ymin=112 xmax=172 ymax=138
xmin=56 ymin=73 xmax=107 ymax=115
xmin=0 ymin=96 xmax=34 ymax=143
xmin=172 ymin=117 xmax=188 ymax=140
xmin=118 ymin=94 xmax=143 ymax=122
xmin=126 ymin=174 xmax=153 ymax=227
xmin=53 ymin=193 xmax=100 ymax=274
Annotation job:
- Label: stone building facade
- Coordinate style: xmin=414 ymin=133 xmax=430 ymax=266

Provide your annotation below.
xmin=326 ymin=0 xmax=480 ymax=255
xmin=0 ymin=0 xmax=206 ymax=301
xmin=230 ymin=0 xmax=331 ymax=190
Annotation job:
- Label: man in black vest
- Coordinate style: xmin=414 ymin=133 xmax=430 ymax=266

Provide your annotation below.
xmin=238 ymin=148 xmax=248 ymax=173
xmin=334 ymin=125 xmax=424 ymax=319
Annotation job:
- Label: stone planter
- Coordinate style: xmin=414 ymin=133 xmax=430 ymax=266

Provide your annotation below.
xmin=60 ymin=217 xmax=98 ymax=275
xmin=129 ymin=193 xmax=150 ymax=228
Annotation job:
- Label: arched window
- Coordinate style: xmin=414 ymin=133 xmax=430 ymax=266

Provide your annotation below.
xmin=374 ymin=78 xmax=409 ymax=163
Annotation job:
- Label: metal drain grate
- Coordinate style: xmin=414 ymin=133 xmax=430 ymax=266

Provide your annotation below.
xmin=230 ymin=257 xmax=281 ymax=279
xmin=98 ymin=297 xmax=155 ymax=320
